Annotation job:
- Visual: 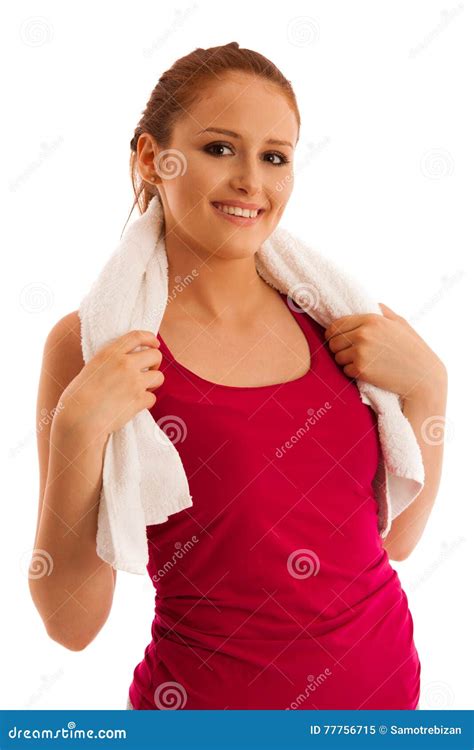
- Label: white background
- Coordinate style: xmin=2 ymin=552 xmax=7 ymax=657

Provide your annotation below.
xmin=2 ymin=0 xmax=472 ymax=710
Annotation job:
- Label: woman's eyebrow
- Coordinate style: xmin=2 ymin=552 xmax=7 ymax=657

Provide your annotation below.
xmin=195 ymin=127 xmax=294 ymax=149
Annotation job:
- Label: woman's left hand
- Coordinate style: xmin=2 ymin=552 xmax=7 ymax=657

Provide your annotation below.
xmin=324 ymin=303 xmax=447 ymax=400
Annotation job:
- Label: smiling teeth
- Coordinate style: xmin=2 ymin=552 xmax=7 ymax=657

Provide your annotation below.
xmin=214 ymin=203 xmax=259 ymax=218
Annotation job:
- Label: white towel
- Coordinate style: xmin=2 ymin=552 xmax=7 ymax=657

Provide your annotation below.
xmin=79 ymin=195 xmax=425 ymax=575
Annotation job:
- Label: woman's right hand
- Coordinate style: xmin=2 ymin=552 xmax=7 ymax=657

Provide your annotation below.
xmin=54 ymin=330 xmax=165 ymax=440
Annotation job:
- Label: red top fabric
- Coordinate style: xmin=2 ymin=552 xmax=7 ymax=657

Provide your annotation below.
xmin=128 ymin=291 xmax=421 ymax=710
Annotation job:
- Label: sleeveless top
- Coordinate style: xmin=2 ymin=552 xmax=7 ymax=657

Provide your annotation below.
xmin=128 ymin=291 xmax=420 ymax=710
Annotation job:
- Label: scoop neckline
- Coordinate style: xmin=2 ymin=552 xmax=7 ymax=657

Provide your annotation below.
xmin=156 ymin=290 xmax=315 ymax=392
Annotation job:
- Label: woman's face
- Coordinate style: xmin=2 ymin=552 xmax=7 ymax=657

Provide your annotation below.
xmin=141 ymin=72 xmax=298 ymax=261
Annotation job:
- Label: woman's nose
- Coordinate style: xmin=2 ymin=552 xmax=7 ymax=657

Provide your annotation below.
xmin=229 ymin=161 xmax=263 ymax=197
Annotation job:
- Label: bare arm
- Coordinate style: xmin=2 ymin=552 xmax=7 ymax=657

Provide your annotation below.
xmin=29 ymin=312 xmax=116 ymax=651
xmin=382 ymin=363 xmax=448 ymax=561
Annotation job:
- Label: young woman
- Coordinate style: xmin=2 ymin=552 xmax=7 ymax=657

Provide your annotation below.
xmin=30 ymin=42 xmax=447 ymax=711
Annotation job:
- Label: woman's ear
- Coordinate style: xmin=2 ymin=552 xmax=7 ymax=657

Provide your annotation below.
xmin=136 ymin=133 xmax=160 ymax=185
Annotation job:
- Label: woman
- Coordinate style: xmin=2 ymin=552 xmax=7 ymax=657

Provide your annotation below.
xmin=30 ymin=42 xmax=447 ymax=711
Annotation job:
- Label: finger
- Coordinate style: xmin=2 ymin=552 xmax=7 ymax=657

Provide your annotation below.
xmin=127 ymin=347 xmax=163 ymax=370
xmin=143 ymin=369 xmax=165 ymax=391
xmin=327 ymin=330 xmax=355 ymax=352
xmin=332 ymin=346 xmax=355 ymax=366
xmin=378 ymin=302 xmax=399 ymax=320
xmin=123 ymin=330 xmax=162 ymax=354
xmin=324 ymin=315 xmax=367 ymax=340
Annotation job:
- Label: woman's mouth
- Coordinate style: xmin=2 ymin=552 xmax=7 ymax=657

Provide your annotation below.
xmin=210 ymin=201 xmax=265 ymax=227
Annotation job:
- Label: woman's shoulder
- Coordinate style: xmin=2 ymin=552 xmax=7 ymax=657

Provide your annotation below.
xmin=49 ymin=309 xmax=81 ymax=337
xmin=42 ymin=310 xmax=85 ymax=384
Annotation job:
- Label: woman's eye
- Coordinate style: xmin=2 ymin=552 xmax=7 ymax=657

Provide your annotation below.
xmin=266 ymin=152 xmax=289 ymax=166
xmin=204 ymin=143 xmax=290 ymax=166
xmin=204 ymin=143 xmax=233 ymax=157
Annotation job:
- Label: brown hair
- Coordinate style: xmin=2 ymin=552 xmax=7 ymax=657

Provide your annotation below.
xmin=127 ymin=41 xmax=300 ymax=225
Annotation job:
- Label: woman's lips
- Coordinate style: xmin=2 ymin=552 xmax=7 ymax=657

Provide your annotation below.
xmin=210 ymin=202 xmax=265 ymax=227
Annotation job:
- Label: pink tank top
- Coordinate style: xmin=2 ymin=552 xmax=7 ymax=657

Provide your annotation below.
xmin=129 ymin=291 xmax=420 ymax=710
